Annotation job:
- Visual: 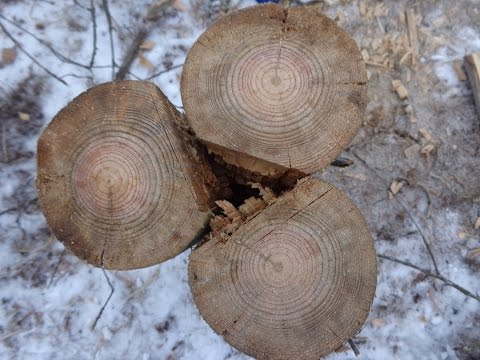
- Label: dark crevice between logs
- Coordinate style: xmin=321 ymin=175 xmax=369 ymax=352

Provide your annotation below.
xmin=174 ymin=118 xmax=304 ymax=251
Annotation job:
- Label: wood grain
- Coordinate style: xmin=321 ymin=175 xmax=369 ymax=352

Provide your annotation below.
xmin=181 ymin=4 xmax=367 ymax=175
xmin=189 ymin=177 xmax=377 ymax=360
xmin=37 ymin=81 xmax=214 ymax=270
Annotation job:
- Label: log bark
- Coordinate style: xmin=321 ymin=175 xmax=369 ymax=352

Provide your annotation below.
xmin=189 ymin=177 xmax=377 ymax=360
xmin=37 ymin=81 xmax=216 ymax=270
xmin=181 ymin=4 xmax=367 ymax=175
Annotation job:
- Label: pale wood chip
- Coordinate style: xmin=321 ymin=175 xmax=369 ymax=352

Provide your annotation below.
xmin=403 ymin=144 xmax=420 ymax=158
xmin=458 ymin=231 xmax=466 ymax=239
xmin=172 ymin=0 xmax=187 ymax=11
xmin=359 ymin=1 xmax=366 ymax=17
xmin=140 ymin=40 xmax=156 ymax=51
xmin=406 ymin=9 xmax=419 ymax=66
xmin=474 ymin=217 xmax=480 ymax=229
xmin=419 ymin=128 xmax=435 ymax=143
xmin=138 ymin=53 xmax=155 ymax=71
xmin=344 ymin=172 xmax=366 ymax=181
xmin=453 ymin=60 xmax=467 ymax=81
xmin=392 ymin=79 xmax=408 ymax=100
xmin=420 ymin=143 xmax=435 ymax=155
xmin=361 ymin=49 xmax=370 ymax=61
xmin=371 ymin=318 xmax=386 ymax=327
xmin=389 ymin=180 xmax=404 ymax=198
xmin=18 ymin=112 xmax=30 ymax=121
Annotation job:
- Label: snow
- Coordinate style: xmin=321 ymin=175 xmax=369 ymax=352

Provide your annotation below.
xmin=1 ymin=1 xmax=479 ymax=360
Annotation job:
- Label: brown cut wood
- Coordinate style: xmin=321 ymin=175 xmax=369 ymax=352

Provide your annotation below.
xmin=37 ymin=81 xmax=215 ymax=270
xmin=189 ymin=177 xmax=377 ymax=360
xmin=181 ymin=4 xmax=367 ymax=175
xmin=465 ymin=52 xmax=480 ymax=116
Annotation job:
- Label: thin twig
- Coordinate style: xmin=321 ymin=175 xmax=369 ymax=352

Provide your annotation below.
xmin=349 ymin=149 xmax=440 ymax=274
xmin=145 ymin=63 xmax=184 ymax=80
xmin=0 ymin=21 xmax=67 ymax=85
xmin=88 ymin=0 xmax=98 ymax=68
xmin=115 ymin=28 xmax=148 ymax=80
xmin=1 ymin=122 xmax=8 ymax=163
xmin=378 ymin=254 xmax=480 ymax=303
xmin=102 ymin=0 xmax=116 ymax=80
xmin=91 ymin=268 xmax=115 ymax=330
xmin=47 ymin=249 xmax=65 ymax=288
xmin=348 ymin=339 xmax=360 ymax=357
xmin=0 ymin=14 xmax=90 ymax=69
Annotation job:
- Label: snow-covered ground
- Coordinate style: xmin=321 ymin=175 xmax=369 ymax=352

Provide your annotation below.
xmin=0 ymin=1 xmax=479 ymax=359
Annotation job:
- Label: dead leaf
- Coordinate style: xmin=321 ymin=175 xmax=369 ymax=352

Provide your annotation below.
xmin=138 ymin=54 xmax=155 ymax=71
xmin=140 ymin=40 xmax=156 ymax=51
xmin=2 ymin=48 xmax=16 ymax=65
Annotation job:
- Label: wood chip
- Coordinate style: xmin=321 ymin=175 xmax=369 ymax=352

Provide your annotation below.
xmin=138 ymin=53 xmax=155 ymax=71
xmin=172 ymin=0 xmax=187 ymax=11
xmin=453 ymin=60 xmax=467 ymax=81
xmin=458 ymin=231 xmax=466 ymax=239
xmin=359 ymin=1 xmax=366 ymax=17
xmin=419 ymin=128 xmax=435 ymax=143
xmin=420 ymin=143 xmax=435 ymax=155
xmin=467 ymin=248 xmax=480 ymax=261
xmin=361 ymin=49 xmax=370 ymax=61
xmin=140 ymin=40 xmax=156 ymax=51
xmin=465 ymin=52 xmax=480 ymax=115
xmin=371 ymin=318 xmax=386 ymax=327
xmin=344 ymin=172 xmax=366 ymax=181
xmin=389 ymin=180 xmax=404 ymax=198
xmin=392 ymin=79 xmax=408 ymax=100
xmin=403 ymin=144 xmax=420 ymax=158
xmin=474 ymin=217 xmax=480 ymax=229
xmin=1 ymin=47 xmax=16 ymax=65
xmin=18 ymin=112 xmax=30 ymax=121
xmin=406 ymin=9 xmax=419 ymax=66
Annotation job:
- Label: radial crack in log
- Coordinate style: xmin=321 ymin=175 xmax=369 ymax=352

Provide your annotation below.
xmin=36 ymin=81 xmax=217 ymax=270
xmin=181 ymin=4 xmax=367 ymax=175
xmin=189 ymin=177 xmax=377 ymax=360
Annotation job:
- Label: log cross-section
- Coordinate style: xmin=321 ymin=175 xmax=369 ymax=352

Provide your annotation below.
xmin=189 ymin=177 xmax=377 ymax=360
xmin=37 ymin=81 xmax=214 ymax=270
xmin=181 ymin=4 xmax=367 ymax=175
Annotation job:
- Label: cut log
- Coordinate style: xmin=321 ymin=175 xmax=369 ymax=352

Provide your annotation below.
xmin=37 ymin=81 xmax=216 ymax=270
xmin=189 ymin=177 xmax=377 ymax=360
xmin=465 ymin=52 xmax=480 ymax=116
xmin=181 ymin=4 xmax=367 ymax=175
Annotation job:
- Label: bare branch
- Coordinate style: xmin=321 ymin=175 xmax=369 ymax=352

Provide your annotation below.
xmin=378 ymin=254 xmax=480 ymax=303
xmin=0 ymin=14 xmax=91 ymax=70
xmin=115 ymin=28 xmax=148 ymax=80
xmin=146 ymin=63 xmax=184 ymax=80
xmin=101 ymin=0 xmax=116 ymax=80
xmin=88 ymin=0 xmax=98 ymax=68
xmin=91 ymin=268 xmax=115 ymax=330
xmin=0 ymin=21 xmax=67 ymax=85
xmin=349 ymin=149 xmax=440 ymax=274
